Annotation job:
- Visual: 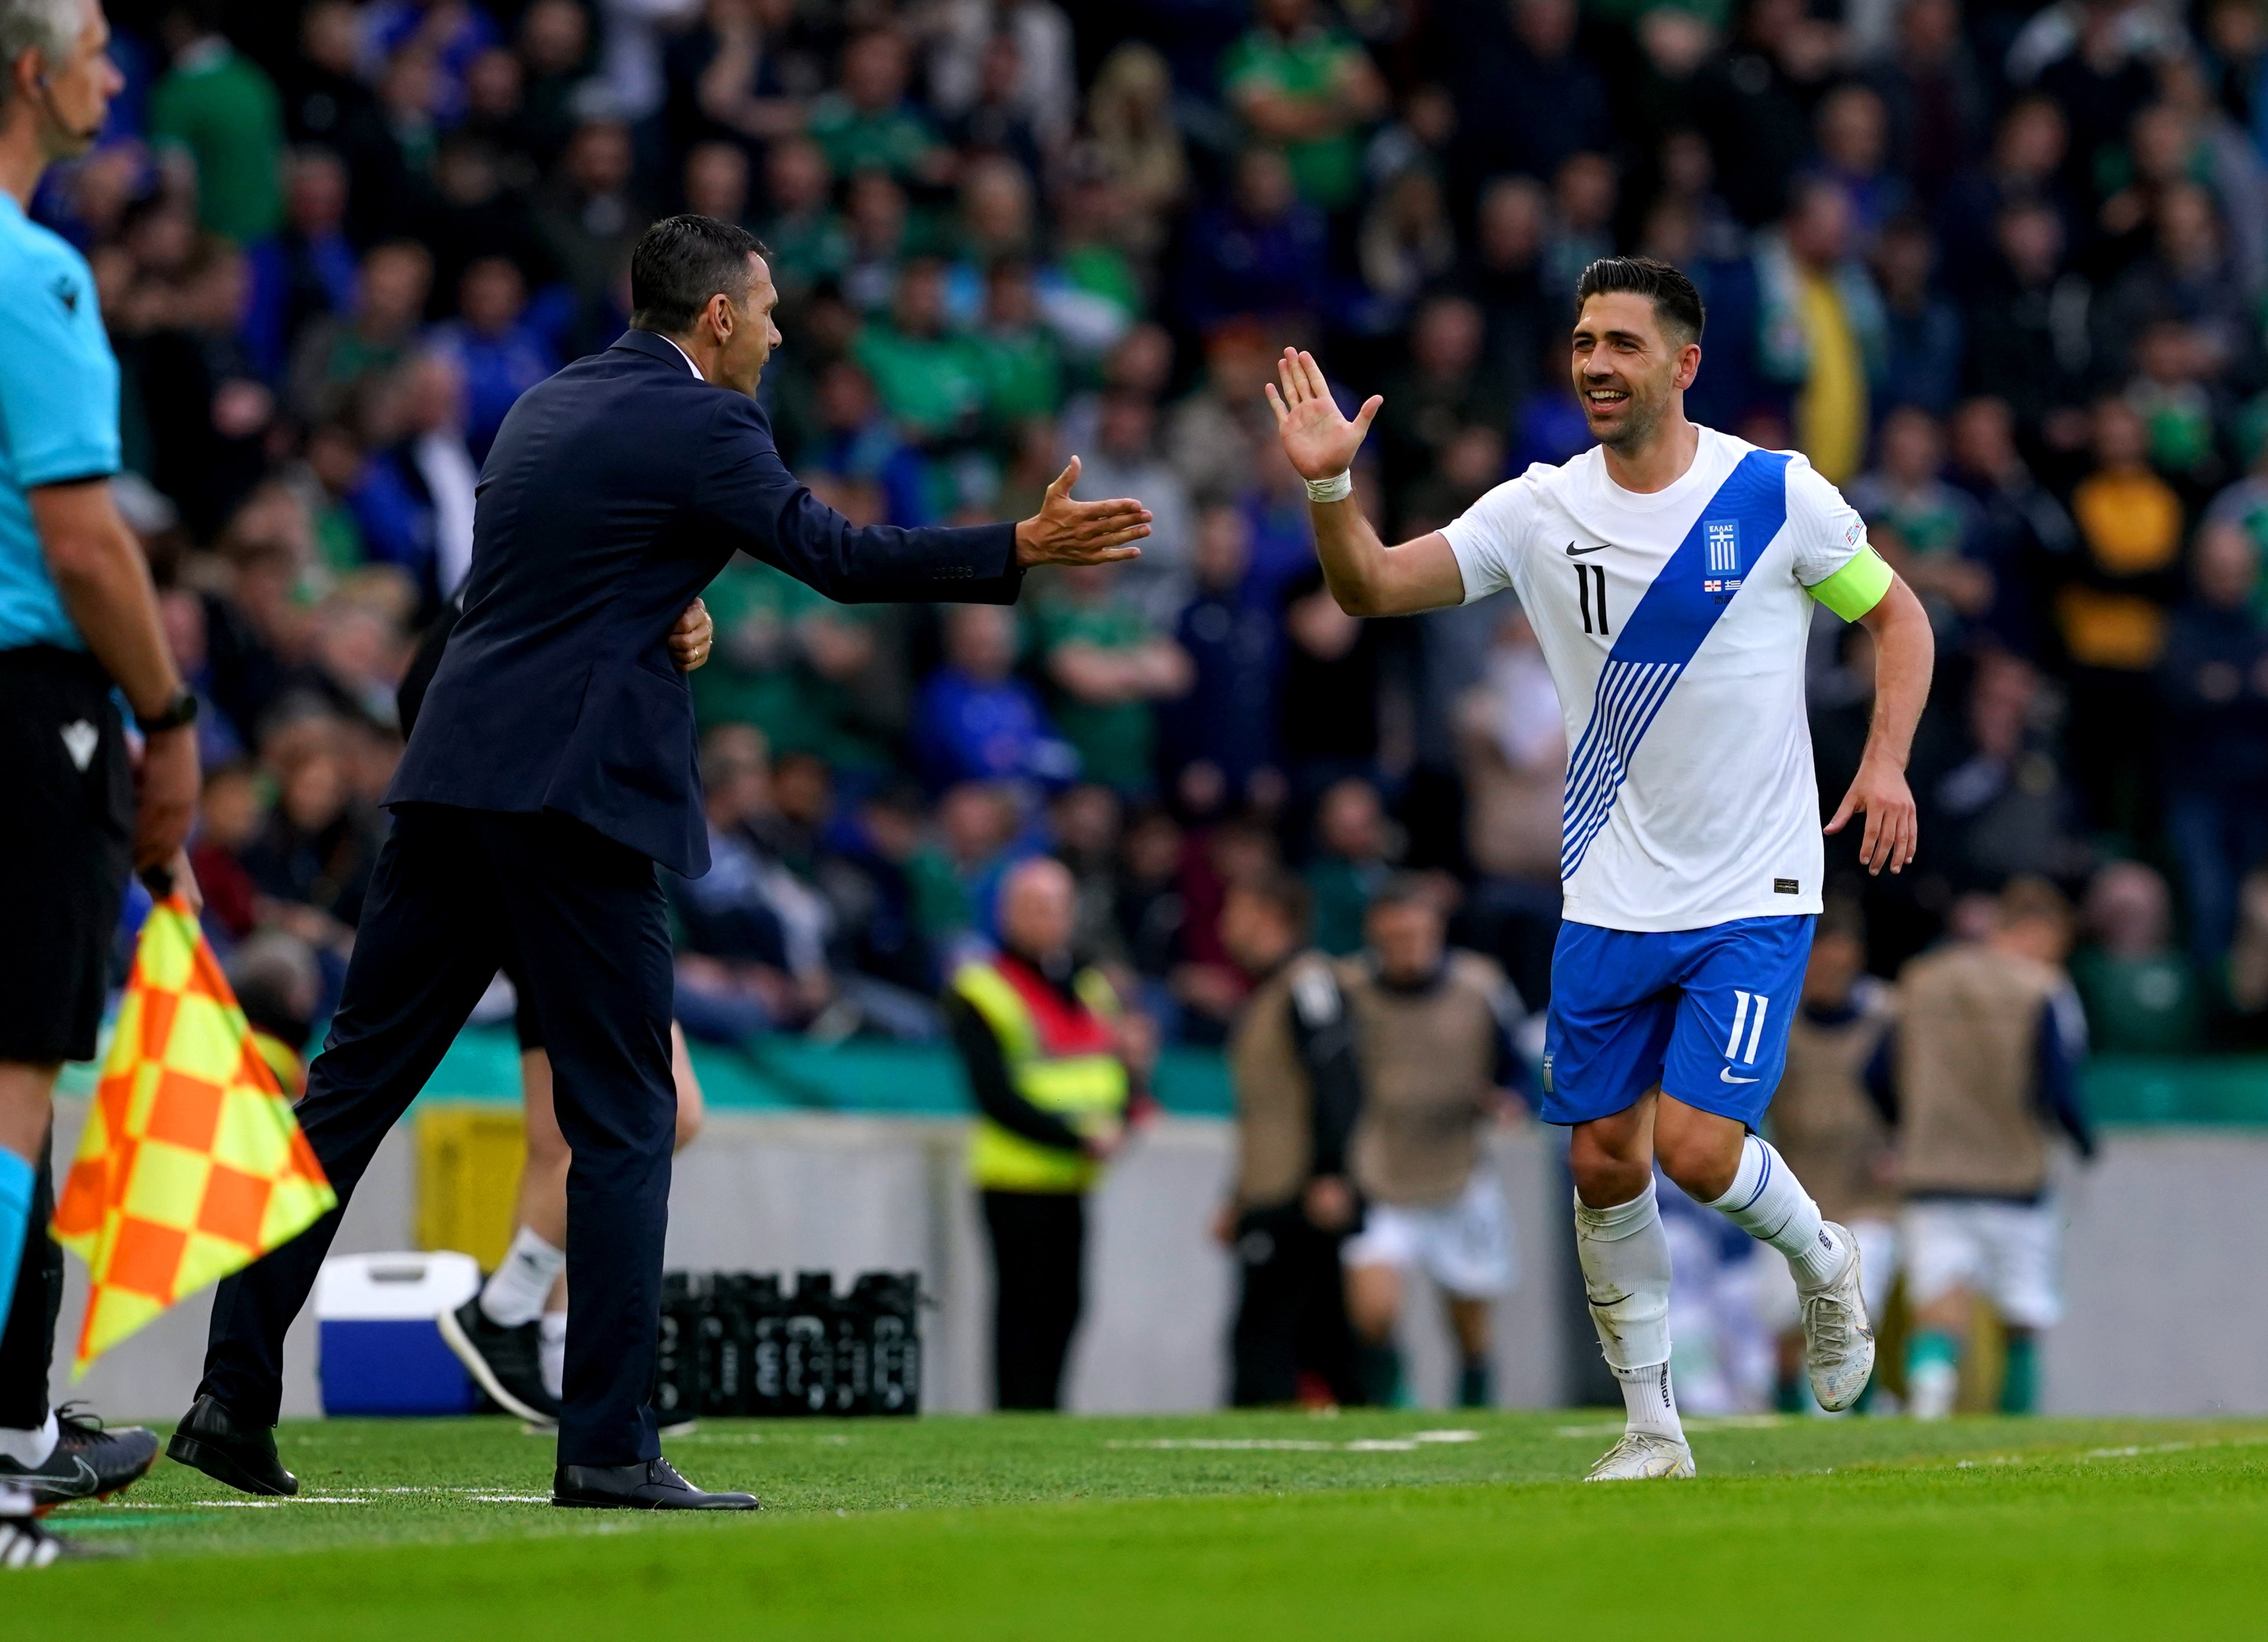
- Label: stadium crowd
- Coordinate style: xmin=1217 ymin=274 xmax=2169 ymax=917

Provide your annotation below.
xmin=42 ymin=0 xmax=2268 ymax=1056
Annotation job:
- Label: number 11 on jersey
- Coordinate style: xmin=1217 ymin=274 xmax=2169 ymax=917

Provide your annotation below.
xmin=1574 ymin=562 xmax=1610 ymax=635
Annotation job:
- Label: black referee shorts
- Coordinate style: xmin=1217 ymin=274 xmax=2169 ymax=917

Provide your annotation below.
xmin=0 ymin=646 xmax=133 ymax=1065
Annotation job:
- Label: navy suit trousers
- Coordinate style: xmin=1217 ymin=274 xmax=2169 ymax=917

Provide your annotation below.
xmin=199 ymin=803 xmax=676 ymax=1467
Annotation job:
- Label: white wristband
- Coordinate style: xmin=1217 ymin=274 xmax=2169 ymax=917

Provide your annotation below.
xmin=1305 ymin=470 xmax=1353 ymax=504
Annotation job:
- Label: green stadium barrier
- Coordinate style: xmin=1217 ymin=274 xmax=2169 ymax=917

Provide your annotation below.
xmin=414 ymin=1025 xmax=1237 ymax=1117
xmin=62 ymin=1023 xmax=2267 ymax=1126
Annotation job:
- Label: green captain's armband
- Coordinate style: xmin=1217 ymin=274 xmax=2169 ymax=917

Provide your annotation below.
xmin=1806 ymin=544 xmax=1894 ymax=621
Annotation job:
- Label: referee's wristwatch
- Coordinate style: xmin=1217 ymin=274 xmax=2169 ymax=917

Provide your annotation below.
xmin=135 ymin=686 xmax=200 ymax=736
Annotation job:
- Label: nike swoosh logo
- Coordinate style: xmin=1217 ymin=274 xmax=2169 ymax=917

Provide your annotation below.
xmin=1720 ymin=1068 xmax=1759 ymax=1084
xmin=22 ymin=1455 xmax=99 ymax=1497
xmin=1564 ymin=542 xmax=1607 ymax=556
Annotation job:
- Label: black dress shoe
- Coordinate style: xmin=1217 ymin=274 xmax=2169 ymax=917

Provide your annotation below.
xmin=166 ymin=1395 xmax=298 ymax=1497
xmin=437 ymin=1298 xmax=561 ymax=1425
xmin=0 ymin=1404 xmax=160 ymax=1513
xmin=553 ymin=1457 xmax=759 ymax=1510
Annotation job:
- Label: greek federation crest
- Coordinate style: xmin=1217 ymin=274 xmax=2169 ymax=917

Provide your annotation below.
xmin=1702 ymin=518 xmax=1741 ymax=596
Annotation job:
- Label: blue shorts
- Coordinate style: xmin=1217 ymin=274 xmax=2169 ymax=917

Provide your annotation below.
xmin=1540 ymin=915 xmax=1816 ymax=1129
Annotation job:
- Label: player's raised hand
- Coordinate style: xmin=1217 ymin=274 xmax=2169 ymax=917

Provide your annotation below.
xmin=1825 ymin=751 xmax=1919 ymax=876
xmin=1014 ymin=456 xmax=1153 ymax=567
xmin=1265 ymin=348 xmax=1382 ymax=481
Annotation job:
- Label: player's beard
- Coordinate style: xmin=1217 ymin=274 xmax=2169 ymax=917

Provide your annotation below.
xmin=1591 ymin=379 xmax=1668 ymax=452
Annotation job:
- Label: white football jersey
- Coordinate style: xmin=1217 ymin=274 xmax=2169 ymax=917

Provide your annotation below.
xmin=1442 ymin=428 xmax=1869 ymax=934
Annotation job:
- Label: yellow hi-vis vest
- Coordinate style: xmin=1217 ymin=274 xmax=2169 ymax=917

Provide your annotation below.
xmin=954 ymin=959 xmax=1128 ymax=1193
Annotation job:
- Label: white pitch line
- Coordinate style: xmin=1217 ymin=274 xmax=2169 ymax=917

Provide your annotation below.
xmin=1105 ymin=1432 xmax=1485 ymax=1454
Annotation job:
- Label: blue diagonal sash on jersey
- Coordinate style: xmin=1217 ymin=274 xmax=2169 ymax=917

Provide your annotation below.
xmin=1559 ymin=449 xmax=1792 ymax=880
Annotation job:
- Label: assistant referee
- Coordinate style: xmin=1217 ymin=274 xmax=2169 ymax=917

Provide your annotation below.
xmin=0 ymin=0 xmax=198 ymax=1567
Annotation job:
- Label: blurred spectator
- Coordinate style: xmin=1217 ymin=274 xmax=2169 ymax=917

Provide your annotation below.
xmin=245 ymin=149 xmax=359 ymax=384
xmin=1848 ymin=406 xmax=1994 ymax=637
xmin=1932 ymin=649 xmax=2084 ymax=889
xmin=950 ymin=855 xmax=1138 ymax=1412
xmin=1085 ymin=42 xmax=1187 ymax=259
xmin=802 ymin=357 xmax=928 ymax=526
xmin=1340 ymin=876 xmax=1526 ymax=1409
xmin=974 ymin=259 xmax=1064 ymax=433
xmin=430 ymin=256 xmax=561 ymax=463
xmin=854 ymin=257 xmax=988 ymax=464
xmin=2158 ymin=522 xmax=2268 ymax=964
xmin=2072 ymin=861 xmax=2207 ymax=1054
xmin=150 ymin=2 xmax=287 ymax=243
xmin=1872 ymin=216 xmax=1963 ymax=419
xmin=534 ymin=118 xmax=648 ymax=319
xmin=694 ymin=554 xmax=898 ymax=774
xmin=1455 ymin=607 xmax=1566 ymax=1006
xmin=1945 ymin=395 xmax=2079 ymax=652
xmin=2062 ymin=397 xmax=2187 ymax=837
xmin=755 ymin=137 xmax=849 ymax=301
xmin=1444 ymin=0 xmax=1606 ymax=202
xmin=1222 ymin=0 xmax=1386 ymax=215
xmin=1162 ymin=505 xmax=1281 ymax=803
xmin=914 ymin=605 xmax=1075 ymax=793
xmin=1181 ymin=146 xmax=1331 ymax=332
xmin=239 ymin=718 xmax=383 ymax=944
xmin=809 ymin=26 xmax=946 ymax=186
xmin=911 ymin=781 xmax=1024 ymax=964
xmin=1896 ymin=877 xmax=2093 ymax=1420
xmin=288 ymin=238 xmax=433 ymax=424
xmin=1961 ymin=199 xmax=2093 ymax=443
xmin=1376 ymin=294 xmax=1506 ymax=521
xmin=1072 ymin=390 xmax=1193 ymax=624
xmin=1030 ymin=564 xmax=1193 ymax=794
xmin=1215 ymin=870 xmax=1363 ymax=1408
xmin=1759 ymin=178 xmax=1885 ymax=485
xmin=1810 ymin=84 xmax=1908 ymax=248
xmin=1304 ymin=776 xmax=1393 ymax=957
xmin=672 ymin=726 xmax=834 ymax=1042
xmin=1278 ymin=565 xmax=1381 ymax=796
xmin=1459 ymin=175 xmax=1556 ymax=410
xmin=1863 ymin=0 xmax=1987 ymax=205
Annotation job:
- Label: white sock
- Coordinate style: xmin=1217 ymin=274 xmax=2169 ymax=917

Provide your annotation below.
xmin=0 ymin=1410 xmax=58 ymax=1469
xmin=539 ymin=1310 xmax=567 ymax=1402
xmin=1 ymin=1481 xmax=32 ymax=1520
xmin=1706 ymin=1135 xmax=1846 ymax=1289
xmin=1614 ymin=1361 xmax=1684 ymax=1441
xmin=480 ymin=1227 xmax=567 ymax=1328
xmin=1574 ymin=1180 xmax=1683 ymax=1442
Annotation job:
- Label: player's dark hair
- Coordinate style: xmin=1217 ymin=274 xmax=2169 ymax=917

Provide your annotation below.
xmin=1574 ymin=255 xmax=1705 ymax=345
xmin=630 ymin=214 xmax=766 ymax=335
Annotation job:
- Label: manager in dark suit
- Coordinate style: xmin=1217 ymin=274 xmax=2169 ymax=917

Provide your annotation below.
xmin=165 ymin=216 xmax=1151 ymax=1510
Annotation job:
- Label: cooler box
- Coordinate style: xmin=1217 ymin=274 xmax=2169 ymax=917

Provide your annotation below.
xmin=316 ymin=1251 xmax=481 ymax=1416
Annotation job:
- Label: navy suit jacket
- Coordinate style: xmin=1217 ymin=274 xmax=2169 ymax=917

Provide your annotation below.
xmin=386 ymin=330 xmax=1022 ymax=876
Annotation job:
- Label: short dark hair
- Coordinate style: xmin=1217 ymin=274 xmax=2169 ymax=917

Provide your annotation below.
xmin=629 ymin=214 xmax=765 ymax=334
xmin=1235 ymin=870 xmax=1313 ymax=939
xmin=1574 ymin=255 xmax=1705 ymax=345
xmin=1365 ymin=871 xmax=1443 ymax=919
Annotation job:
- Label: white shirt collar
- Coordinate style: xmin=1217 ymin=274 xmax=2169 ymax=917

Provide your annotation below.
xmin=660 ymin=335 xmax=704 ymax=382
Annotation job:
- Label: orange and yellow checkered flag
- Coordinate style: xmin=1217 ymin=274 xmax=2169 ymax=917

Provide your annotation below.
xmin=50 ymin=895 xmax=336 ymax=1373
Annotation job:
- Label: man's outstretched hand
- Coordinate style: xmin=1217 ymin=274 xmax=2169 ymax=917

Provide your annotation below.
xmin=1265 ymin=347 xmax=1382 ymax=481
xmin=1014 ymin=457 xmax=1151 ymax=568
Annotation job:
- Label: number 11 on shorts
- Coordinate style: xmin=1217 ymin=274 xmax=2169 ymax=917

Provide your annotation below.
xmin=1725 ymin=990 xmax=1769 ymax=1064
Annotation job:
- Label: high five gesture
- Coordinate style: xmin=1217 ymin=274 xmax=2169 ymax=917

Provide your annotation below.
xmin=1263 ymin=348 xmax=1464 ymax=616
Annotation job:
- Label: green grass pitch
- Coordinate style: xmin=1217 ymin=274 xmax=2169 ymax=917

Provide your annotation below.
xmin=15 ymin=1410 xmax=2268 ymax=1639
